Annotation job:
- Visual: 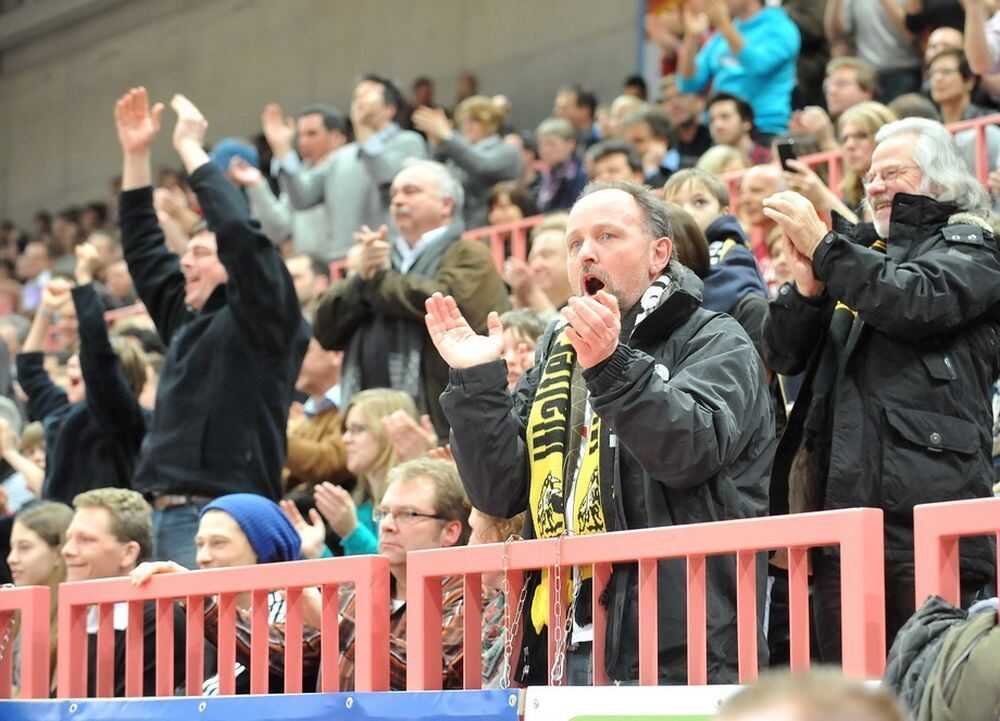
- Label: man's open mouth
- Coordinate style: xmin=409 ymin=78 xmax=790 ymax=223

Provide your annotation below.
xmin=583 ymin=275 xmax=605 ymax=296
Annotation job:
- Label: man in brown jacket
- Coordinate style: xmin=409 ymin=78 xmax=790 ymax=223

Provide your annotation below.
xmin=313 ymin=160 xmax=509 ymax=436
xmin=283 ymin=337 xmax=350 ymax=491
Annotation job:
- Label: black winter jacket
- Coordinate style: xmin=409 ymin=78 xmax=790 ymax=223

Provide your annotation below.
xmin=120 ymin=163 xmax=309 ymax=501
xmin=763 ymin=195 xmax=1000 ymax=577
xmin=441 ymin=268 xmax=775 ymax=683
xmin=18 ymin=283 xmax=150 ymax=504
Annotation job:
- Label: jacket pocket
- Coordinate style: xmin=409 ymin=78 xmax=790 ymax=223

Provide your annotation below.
xmin=881 ymin=406 xmax=982 ymax=515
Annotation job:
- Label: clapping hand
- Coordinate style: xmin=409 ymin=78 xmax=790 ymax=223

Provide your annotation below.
xmin=74 ymin=243 xmax=100 ymax=285
xmin=279 ymin=499 xmax=327 ymax=559
xmin=170 ymin=94 xmax=208 ymax=154
xmin=762 ymin=190 xmax=828 ymax=260
xmin=314 ymin=482 xmax=359 ymax=539
xmin=425 ymin=293 xmax=504 ymax=369
xmin=115 ymin=87 xmax=164 ymax=156
xmin=262 ymin=103 xmax=296 ymax=158
xmin=228 ymin=156 xmax=264 ymax=187
xmin=40 ymin=277 xmax=73 ymax=314
xmin=355 ymin=225 xmax=391 ymax=280
xmin=560 ymin=291 xmax=621 ymax=369
xmin=411 ymin=106 xmax=453 ymax=144
xmin=382 ymin=411 xmax=438 ymax=462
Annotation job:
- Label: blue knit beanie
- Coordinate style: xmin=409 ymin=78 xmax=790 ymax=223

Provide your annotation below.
xmin=201 ymin=494 xmax=301 ymax=564
xmin=209 ymin=138 xmax=260 ymax=172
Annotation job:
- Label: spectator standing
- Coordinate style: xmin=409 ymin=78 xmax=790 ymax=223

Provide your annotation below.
xmin=267 ymin=75 xmax=427 ymax=260
xmin=928 ymin=48 xmax=995 ymax=123
xmin=825 ymin=0 xmax=923 ymax=103
xmin=114 ymin=88 xmax=309 ymax=567
xmin=284 ymin=253 xmax=330 ymax=322
xmin=761 ymin=118 xmax=1000 ymax=657
xmin=17 ymin=261 xmax=149 ymax=507
xmin=238 ymin=104 xmax=349 ymax=261
xmin=413 ymin=95 xmax=522 ymax=230
xmin=427 ymin=180 xmax=774 ymax=684
xmin=678 ymin=0 xmax=801 ymax=135
xmin=313 ymin=160 xmax=508 ymax=437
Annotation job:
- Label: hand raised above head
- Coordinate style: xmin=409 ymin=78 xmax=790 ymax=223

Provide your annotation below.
xmin=170 ymin=94 xmax=208 ymax=152
xmin=115 ymin=86 xmax=164 ymax=156
xmin=261 ymin=103 xmax=295 ymax=157
xmin=424 ymin=293 xmax=504 ymax=369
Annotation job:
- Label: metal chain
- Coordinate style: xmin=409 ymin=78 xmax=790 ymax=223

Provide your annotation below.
xmin=549 ymin=532 xmax=570 ymax=684
xmin=0 ymin=583 xmax=17 ymax=665
xmin=499 ymin=534 xmax=528 ymax=690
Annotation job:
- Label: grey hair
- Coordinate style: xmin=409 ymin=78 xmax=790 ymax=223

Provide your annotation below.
xmin=576 ymin=180 xmax=681 ymax=276
xmin=874 ymin=118 xmax=990 ymax=214
xmin=398 ymin=159 xmax=465 ymax=214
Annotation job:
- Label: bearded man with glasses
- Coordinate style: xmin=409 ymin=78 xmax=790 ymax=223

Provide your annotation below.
xmin=760 ymin=117 xmax=1000 ymax=661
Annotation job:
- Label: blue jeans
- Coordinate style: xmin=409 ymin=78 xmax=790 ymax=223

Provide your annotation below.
xmin=152 ymin=502 xmax=207 ymax=568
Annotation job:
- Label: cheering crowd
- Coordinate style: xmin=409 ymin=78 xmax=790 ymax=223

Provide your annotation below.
xmin=1 ymin=1 xmax=1000 ymax=716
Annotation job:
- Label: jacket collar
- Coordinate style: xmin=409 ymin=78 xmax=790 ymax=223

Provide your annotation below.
xmin=832 ymin=193 xmax=959 ymax=250
xmin=628 ymin=266 xmax=704 ymax=346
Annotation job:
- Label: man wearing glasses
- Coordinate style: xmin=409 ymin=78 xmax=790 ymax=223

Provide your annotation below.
xmin=760 ymin=117 xmax=1000 ymax=661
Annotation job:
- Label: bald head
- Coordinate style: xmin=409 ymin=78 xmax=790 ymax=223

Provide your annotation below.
xmin=740 ymin=165 xmax=787 ymax=227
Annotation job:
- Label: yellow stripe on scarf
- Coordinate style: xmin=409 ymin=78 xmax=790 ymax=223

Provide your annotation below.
xmin=526 ymin=330 xmax=606 ymax=633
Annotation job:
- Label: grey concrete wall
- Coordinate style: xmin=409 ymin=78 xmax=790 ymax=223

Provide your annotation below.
xmin=0 ymin=0 xmax=637 ymax=226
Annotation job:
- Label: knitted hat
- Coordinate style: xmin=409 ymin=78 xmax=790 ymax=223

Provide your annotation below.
xmin=209 ymin=138 xmax=260 ymax=172
xmin=201 ymin=494 xmax=301 ymax=564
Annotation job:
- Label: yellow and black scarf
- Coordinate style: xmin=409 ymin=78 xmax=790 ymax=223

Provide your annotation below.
xmin=525 ymin=329 xmax=607 ymax=633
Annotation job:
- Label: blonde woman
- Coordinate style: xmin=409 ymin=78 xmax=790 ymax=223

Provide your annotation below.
xmin=292 ymin=389 xmax=422 ymax=557
xmin=837 ymin=101 xmax=898 ymax=208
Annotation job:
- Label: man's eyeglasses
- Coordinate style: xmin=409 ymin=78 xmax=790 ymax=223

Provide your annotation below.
xmin=373 ymin=507 xmax=446 ymax=525
xmin=862 ymin=164 xmax=920 ymax=188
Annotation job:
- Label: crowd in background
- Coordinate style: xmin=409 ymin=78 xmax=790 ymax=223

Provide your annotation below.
xmin=1 ymin=0 xmax=1000 ymax=712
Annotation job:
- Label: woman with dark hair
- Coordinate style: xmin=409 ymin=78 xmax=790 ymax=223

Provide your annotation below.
xmin=487 ymin=181 xmax=539 ymax=227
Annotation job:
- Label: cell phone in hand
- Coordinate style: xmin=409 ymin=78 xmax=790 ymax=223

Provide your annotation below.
xmin=776 ymin=140 xmax=797 ymax=172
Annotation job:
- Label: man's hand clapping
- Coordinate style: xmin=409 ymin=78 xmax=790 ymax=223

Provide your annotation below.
xmin=355 ymin=224 xmax=391 ymax=280
xmin=228 ymin=157 xmax=264 ymax=187
xmin=411 ymin=106 xmax=453 ymax=145
xmin=262 ymin=103 xmax=296 ymax=158
xmin=74 ymin=242 xmax=100 ymax=285
xmin=115 ymin=87 xmax=164 ymax=157
xmin=425 ymin=293 xmax=504 ymax=369
xmin=170 ymin=94 xmax=208 ymax=154
xmin=560 ymin=291 xmax=621 ymax=369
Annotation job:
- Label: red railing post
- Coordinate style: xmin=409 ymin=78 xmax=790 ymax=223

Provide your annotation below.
xmin=0 ymin=586 xmax=50 ymax=699
xmin=837 ymin=508 xmax=886 ymax=679
xmin=914 ymin=497 xmax=1000 ymax=608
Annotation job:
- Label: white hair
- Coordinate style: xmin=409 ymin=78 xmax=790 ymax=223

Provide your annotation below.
xmin=398 ymin=159 xmax=465 ymax=214
xmin=874 ymin=118 xmax=990 ymax=215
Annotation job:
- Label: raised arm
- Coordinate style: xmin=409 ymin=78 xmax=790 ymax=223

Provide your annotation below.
xmin=115 ymin=87 xmax=188 ymax=342
xmin=677 ymin=3 xmax=710 ymax=87
xmin=172 ymin=95 xmax=305 ymax=354
xmin=965 ymin=0 xmax=997 ymax=75
xmin=18 ymin=281 xmax=74 ymax=423
xmin=73 ymin=246 xmax=146 ymax=432
xmin=263 ymin=103 xmax=327 ymax=211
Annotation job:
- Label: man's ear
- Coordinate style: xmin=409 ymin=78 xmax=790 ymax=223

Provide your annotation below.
xmin=120 ymin=540 xmax=142 ymax=573
xmin=439 ymin=520 xmax=464 ymax=548
xmin=651 ymin=236 xmax=673 ymax=276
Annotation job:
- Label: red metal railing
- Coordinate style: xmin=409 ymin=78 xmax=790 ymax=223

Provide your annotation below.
xmin=913 ymin=497 xmax=1000 ymax=608
xmin=462 ymin=214 xmax=545 ymax=267
xmin=0 ymin=586 xmax=50 ymax=699
xmin=55 ymin=556 xmax=390 ymax=698
xmin=406 ymin=508 xmax=886 ymax=690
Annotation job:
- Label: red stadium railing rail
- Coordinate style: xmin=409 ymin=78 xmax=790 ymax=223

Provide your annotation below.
xmin=406 ymin=508 xmax=886 ymax=690
xmin=55 ymin=555 xmax=390 ymax=698
xmin=913 ymin=497 xmax=1000 ymax=608
xmin=0 ymin=585 xmax=50 ymax=699
xmin=462 ymin=214 xmax=545 ymax=267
